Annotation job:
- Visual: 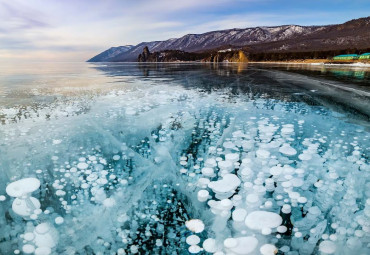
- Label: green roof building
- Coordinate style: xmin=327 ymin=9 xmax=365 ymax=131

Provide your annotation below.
xmin=333 ymin=54 xmax=359 ymax=60
xmin=359 ymin=53 xmax=370 ymax=59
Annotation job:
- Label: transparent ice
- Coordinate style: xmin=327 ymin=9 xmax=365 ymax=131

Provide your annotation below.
xmin=0 ymin=63 xmax=369 ymax=255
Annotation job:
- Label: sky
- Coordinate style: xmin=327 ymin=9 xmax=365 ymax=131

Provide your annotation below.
xmin=0 ymin=0 xmax=369 ymax=62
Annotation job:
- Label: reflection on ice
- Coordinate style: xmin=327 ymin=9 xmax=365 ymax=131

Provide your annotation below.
xmin=0 ymin=63 xmax=369 ymax=255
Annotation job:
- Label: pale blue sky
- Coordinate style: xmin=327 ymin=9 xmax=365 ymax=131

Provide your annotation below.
xmin=0 ymin=0 xmax=369 ymax=62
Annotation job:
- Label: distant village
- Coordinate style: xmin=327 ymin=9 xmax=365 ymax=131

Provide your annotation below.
xmin=333 ymin=53 xmax=370 ymax=61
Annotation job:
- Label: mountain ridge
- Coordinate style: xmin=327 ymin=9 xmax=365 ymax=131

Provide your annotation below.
xmin=88 ymin=17 xmax=370 ymax=62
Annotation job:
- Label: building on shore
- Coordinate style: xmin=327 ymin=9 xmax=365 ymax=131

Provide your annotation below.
xmin=333 ymin=54 xmax=359 ymax=60
xmin=359 ymin=53 xmax=370 ymax=60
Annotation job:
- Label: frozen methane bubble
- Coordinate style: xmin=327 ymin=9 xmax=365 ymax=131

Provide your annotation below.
xmin=203 ymin=238 xmax=217 ymax=253
xmin=197 ymin=190 xmax=209 ymax=202
xmin=77 ymin=162 xmax=88 ymax=169
xmin=35 ymin=247 xmax=52 ymax=255
xmin=232 ymin=208 xmax=247 ymax=222
xmin=185 ymin=219 xmax=205 ymax=233
xmin=6 ymin=178 xmax=41 ymax=218
xmin=279 ymin=143 xmax=297 ymax=156
xmin=33 ymin=223 xmax=58 ymax=248
xmin=6 ymin=178 xmax=40 ymax=197
xmin=208 ymin=174 xmax=240 ymax=198
xmin=319 ymin=240 xmax=336 ymax=254
xmin=54 ymin=217 xmax=64 ymax=225
xmin=260 ymin=244 xmax=278 ymax=255
xmin=186 ymin=235 xmax=200 ymax=245
xmin=245 ymin=211 xmax=282 ymax=230
xmin=12 ymin=197 xmax=41 ymax=217
xmin=256 ymin=149 xmax=270 ymax=159
xmin=22 ymin=244 xmax=35 ymax=254
xmin=225 ymin=236 xmax=258 ymax=254
xmin=188 ymin=245 xmax=201 ymax=254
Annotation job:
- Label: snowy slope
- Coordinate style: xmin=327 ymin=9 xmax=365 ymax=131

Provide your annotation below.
xmin=88 ymin=17 xmax=370 ymax=62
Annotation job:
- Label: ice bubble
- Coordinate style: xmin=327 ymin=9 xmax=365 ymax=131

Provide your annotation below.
xmin=103 ymin=198 xmax=116 ymax=207
xmin=279 ymin=144 xmax=297 ymax=156
xmin=188 ymin=245 xmax=201 ymax=254
xmin=24 ymin=232 xmax=35 ymax=241
xmin=55 ymin=216 xmax=64 ymax=225
xmin=256 ymin=149 xmax=270 ymax=159
xmin=224 ymin=238 xmax=237 ymax=248
xmin=225 ymin=153 xmax=239 ymax=162
xmin=262 ymin=227 xmax=272 ymax=235
xmin=22 ymin=244 xmax=35 ymax=254
xmin=277 ymin=225 xmax=287 ymax=233
xmin=33 ymin=223 xmax=58 ymax=248
xmin=298 ymin=153 xmax=312 ymax=161
xmin=239 ymin=167 xmax=253 ymax=181
xmin=77 ymin=162 xmax=88 ymax=169
xmin=197 ymin=190 xmax=209 ymax=202
xmin=270 ymin=166 xmax=283 ymax=176
xmin=319 ymin=240 xmax=336 ymax=254
xmin=282 ymin=204 xmax=291 ymax=214
xmin=208 ymin=174 xmax=240 ymax=195
xmin=201 ymin=167 xmax=215 ymax=177
xmin=12 ymin=197 xmax=41 ymax=217
xmin=281 ymin=125 xmax=294 ymax=134
xmin=223 ymin=141 xmax=236 ymax=149
xmin=260 ymin=244 xmax=278 ymax=255
xmin=245 ymin=211 xmax=282 ymax=230
xmin=298 ymin=197 xmax=307 ymax=204
xmin=205 ymin=158 xmax=217 ymax=168
xmin=232 ymin=208 xmax=247 ymax=222
xmin=0 ymin=195 xmax=6 ymax=201
xmin=246 ymin=194 xmax=260 ymax=206
xmin=197 ymin=178 xmax=210 ymax=188
xmin=203 ymin=238 xmax=217 ymax=253
xmin=218 ymin=160 xmax=234 ymax=172
xmin=185 ymin=219 xmax=205 ymax=233
xmin=225 ymin=236 xmax=258 ymax=254
xmin=113 ymin=155 xmax=120 ymax=160
xmin=35 ymin=247 xmax=51 ymax=255
xmin=6 ymin=178 xmax=40 ymax=197
xmin=186 ymin=235 xmax=200 ymax=245
xmin=130 ymin=245 xmax=138 ymax=254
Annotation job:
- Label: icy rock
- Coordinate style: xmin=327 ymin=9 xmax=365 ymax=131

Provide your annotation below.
xmin=245 ymin=211 xmax=282 ymax=230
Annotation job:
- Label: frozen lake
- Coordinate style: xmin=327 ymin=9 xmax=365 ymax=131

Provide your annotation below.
xmin=0 ymin=62 xmax=369 ymax=255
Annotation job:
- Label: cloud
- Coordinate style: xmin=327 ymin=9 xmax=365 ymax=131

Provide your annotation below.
xmin=0 ymin=0 xmax=368 ymax=62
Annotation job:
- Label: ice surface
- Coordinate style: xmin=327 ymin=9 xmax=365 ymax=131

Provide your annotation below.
xmin=0 ymin=63 xmax=369 ymax=254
